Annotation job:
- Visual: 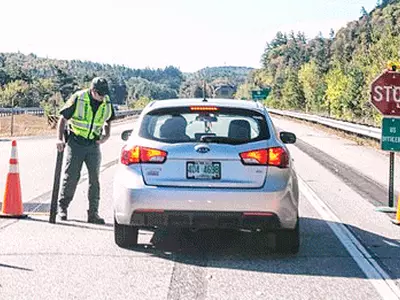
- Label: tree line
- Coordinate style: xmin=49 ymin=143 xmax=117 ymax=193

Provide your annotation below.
xmin=0 ymin=52 xmax=253 ymax=114
xmin=236 ymin=0 xmax=400 ymax=126
xmin=0 ymin=53 xmax=184 ymax=114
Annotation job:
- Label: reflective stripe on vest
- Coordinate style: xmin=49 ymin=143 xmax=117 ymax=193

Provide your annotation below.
xmin=76 ymin=92 xmax=85 ymax=119
xmin=69 ymin=90 xmax=112 ymax=140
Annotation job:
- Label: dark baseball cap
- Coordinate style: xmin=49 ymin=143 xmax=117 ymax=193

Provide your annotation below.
xmin=91 ymin=77 xmax=110 ymax=96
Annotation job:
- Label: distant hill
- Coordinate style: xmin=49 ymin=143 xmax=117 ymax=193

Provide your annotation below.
xmin=186 ymin=66 xmax=254 ymax=84
xmin=0 ymin=50 xmax=254 ymax=111
xmin=180 ymin=66 xmax=254 ymax=99
xmin=0 ymin=52 xmax=183 ymax=109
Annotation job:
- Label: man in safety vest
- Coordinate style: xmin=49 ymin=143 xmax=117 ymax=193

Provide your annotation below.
xmin=56 ymin=77 xmax=115 ymax=224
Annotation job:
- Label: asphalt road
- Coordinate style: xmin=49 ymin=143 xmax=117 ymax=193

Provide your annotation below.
xmin=0 ymin=115 xmax=400 ymax=300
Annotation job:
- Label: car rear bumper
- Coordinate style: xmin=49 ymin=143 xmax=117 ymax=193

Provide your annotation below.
xmin=130 ymin=210 xmax=280 ymax=230
xmin=113 ymin=166 xmax=299 ymax=230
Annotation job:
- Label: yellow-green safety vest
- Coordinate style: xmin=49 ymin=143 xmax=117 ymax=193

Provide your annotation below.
xmin=69 ymin=89 xmax=112 ymax=140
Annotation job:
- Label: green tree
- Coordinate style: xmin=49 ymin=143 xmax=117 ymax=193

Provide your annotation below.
xmin=130 ymin=96 xmax=152 ymax=109
xmin=52 ymin=66 xmax=78 ymax=101
xmin=298 ymin=61 xmax=326 ymax=113
xmin=281 ymin=69 xmax=305 ymax=110
xmin=0 ymin=80 xmax=29 ymax=107
xmin=324 ymin=66 xmax=351 ymax=118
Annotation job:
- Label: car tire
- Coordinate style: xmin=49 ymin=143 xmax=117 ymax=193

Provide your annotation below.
xmin=275 ymin=218 xmax=300 ymax=254
xmin=114 ymin=218 xmax=138 ymax=248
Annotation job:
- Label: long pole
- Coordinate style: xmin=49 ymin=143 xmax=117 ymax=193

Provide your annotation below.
xmin=49 ymin=149 xmax=64 ymax=223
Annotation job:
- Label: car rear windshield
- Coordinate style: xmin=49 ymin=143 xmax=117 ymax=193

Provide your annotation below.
xmin=138 ymin=106 xmax=270 ymax=144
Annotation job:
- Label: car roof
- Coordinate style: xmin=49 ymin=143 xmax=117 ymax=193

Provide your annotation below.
xmin=144 ymin=98 xmax=266 ymax=113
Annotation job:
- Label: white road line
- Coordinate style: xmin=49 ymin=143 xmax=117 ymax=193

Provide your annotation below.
xmin=299 ymin=176 xmax=400 ymax=300
xmin=383 ymin=240 xmax=400 ymax=248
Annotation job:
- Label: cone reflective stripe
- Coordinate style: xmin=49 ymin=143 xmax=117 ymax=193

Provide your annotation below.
xmin=9 ymin=140 xmax=19 ymax=174
xmin=0 ymin=140 xmax=27 ymax=218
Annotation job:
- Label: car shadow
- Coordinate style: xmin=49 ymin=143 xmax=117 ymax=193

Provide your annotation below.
xmin=125 ymin=216 xmax=400 ymax=279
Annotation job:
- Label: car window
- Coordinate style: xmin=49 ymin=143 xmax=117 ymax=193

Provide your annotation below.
xmin=139 ymin=106 xmax=270 ymax=144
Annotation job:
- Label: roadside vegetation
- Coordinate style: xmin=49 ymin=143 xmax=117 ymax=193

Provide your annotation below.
xmin=236 ymin=0 xmax=400 ymax=127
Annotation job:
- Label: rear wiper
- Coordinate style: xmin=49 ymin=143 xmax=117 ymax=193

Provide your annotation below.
xmin=200 ymin=136 xmax=246 ymax=144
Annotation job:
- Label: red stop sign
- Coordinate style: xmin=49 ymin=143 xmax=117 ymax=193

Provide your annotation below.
xmin=370 ymin=71 xmax=400 ymax=116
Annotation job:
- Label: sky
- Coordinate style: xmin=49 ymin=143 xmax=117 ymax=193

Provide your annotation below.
xmin=1 ymin=0 xmax=378 ymax=73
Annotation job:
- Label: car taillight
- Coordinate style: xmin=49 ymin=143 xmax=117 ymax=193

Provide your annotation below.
xmin=240 ymin=149 xmax=268 ymax=165
xmin=121 ymin=145 xmax=140 ymax=165
xmin=190 ymin=106 xmax=219 ymax=111
xmin=121 ymin=146 xmax=167 ymax=165
xmin=268 ymin=147 xmax=289 ymax=168
xmin=239 ymin=147 xmax=289 ymax=168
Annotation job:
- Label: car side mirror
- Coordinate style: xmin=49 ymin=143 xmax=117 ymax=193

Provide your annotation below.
xmin=280 ymin=131 xmax=296 ymax=144
xmin=121 ymin=129 xmax=133 ymax=141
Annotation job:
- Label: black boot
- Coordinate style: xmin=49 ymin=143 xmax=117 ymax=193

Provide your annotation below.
xmin=87 ymin=210 xmax=105 ymax=224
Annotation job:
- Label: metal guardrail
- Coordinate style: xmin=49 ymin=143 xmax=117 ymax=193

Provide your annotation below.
xmin=114 ymin=109 xmax=142 ymax=118
xmin=0 ymin=107 xmax=142 ymax=118
xmin=0 ymin=107 xmax=45 ymax=117
xmin=0 ymin=105 xmax=383 ymax=141
xmin=267 ymin=108 xmax=382 ymax=141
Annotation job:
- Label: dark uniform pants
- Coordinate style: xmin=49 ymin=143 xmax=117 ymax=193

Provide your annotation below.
xmin=58 ymin=136 xmax=101 ymax=215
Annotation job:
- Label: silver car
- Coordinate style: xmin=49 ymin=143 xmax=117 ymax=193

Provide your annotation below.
xmin=113 ymin=98 xmax=299 ymax=253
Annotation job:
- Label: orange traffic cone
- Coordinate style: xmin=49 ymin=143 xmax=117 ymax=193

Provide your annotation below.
xmin=392 ymin=194 xmax=400 ymax=225
xmin=0 ymin=140 xmax=27 ymax=218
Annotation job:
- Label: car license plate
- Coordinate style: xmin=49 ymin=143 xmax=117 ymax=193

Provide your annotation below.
xmin=187 ymin=161 xmax=221 ymax=179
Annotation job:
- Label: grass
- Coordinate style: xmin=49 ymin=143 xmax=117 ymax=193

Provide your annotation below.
xmin=0 ymin=115 xmax=55 ymax=137
xmin=0 ymin=114 xmax=137 ymax=138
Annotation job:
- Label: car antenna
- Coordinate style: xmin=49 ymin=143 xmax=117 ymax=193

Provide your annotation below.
xmin=202 ymin=80 xmax=208 ymax=102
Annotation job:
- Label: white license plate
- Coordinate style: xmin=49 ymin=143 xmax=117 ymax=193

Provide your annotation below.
xmin=187 ymin=161 xmax=221 ymax=179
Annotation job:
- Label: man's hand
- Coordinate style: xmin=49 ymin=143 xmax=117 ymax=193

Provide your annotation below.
xmin=96 ymin=135 xmax=109 ymax=145
xmin=97 ymin=121 xmax=112 ymax=145
xmin=56 ymin=115 xmax=67 ymax=152
xmin=56 ymin=140 xmax=65 ymax=152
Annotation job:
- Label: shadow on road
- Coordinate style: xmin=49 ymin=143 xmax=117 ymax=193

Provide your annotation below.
xmin=0 ymin=263 xmax=33 ymax=271
xmin=21 ymin=215 xmax=114 ymax=232
xmin=125 ymin=216 xmax=400 ymax=279
xmin=54 ymin=219 xmax=114 ymax=231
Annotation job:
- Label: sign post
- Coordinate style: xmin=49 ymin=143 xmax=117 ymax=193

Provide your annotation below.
xmin=370 ymin=69 xmax=400 ymax=213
